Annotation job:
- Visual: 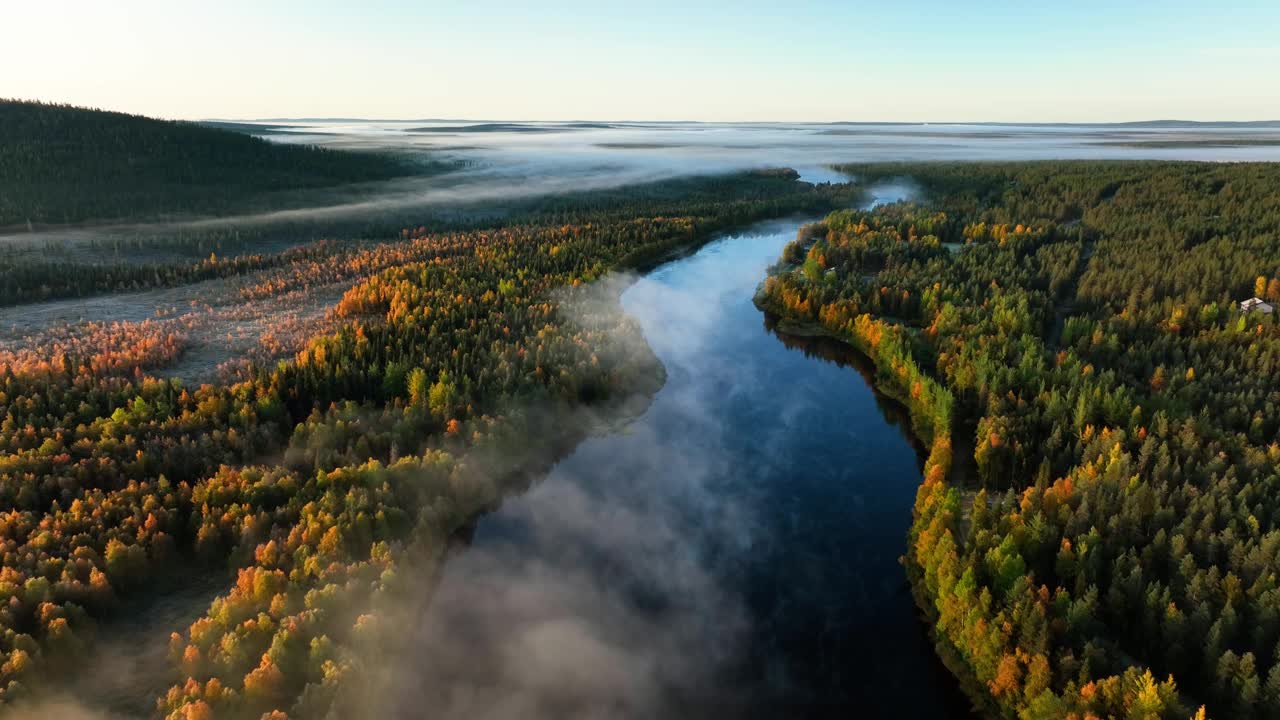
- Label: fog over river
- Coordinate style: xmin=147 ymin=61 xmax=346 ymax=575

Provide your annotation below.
xmin=367 ymin=185 xmax=978 ymax=719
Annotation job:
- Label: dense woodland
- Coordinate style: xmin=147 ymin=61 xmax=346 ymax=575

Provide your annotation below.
xmin=0 ymin=100 xmax=430 ymax=226
xmin=759 ymin=161 xmax=1280 ymax=719
xmin=0 ymin=158 xmax=852 ymax=717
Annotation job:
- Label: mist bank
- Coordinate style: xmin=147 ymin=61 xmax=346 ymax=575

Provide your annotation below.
xmin=11 ymin=115 xmax=1280 ymax=255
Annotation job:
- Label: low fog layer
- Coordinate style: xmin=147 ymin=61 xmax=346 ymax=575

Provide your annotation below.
xmin=274 ymin=118 xmax=1280 ymax=169
xmin=6 ymin=119 xmax=1280 ymax=250
xmin=184 ymin=118 xmax=1280 ymax=224
xmin=375 ymin=263 xmax=778 ymax=718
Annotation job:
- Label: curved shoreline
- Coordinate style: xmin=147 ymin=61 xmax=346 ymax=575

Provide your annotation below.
xmin=380 ymin=207 xmax=973 ymax=717
xmin=754 ymin=273 xmax=990 ymax=717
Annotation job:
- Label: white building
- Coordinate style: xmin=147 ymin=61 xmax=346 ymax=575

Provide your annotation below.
xmin=1240 ymin=297 xmax=1275 ymax=314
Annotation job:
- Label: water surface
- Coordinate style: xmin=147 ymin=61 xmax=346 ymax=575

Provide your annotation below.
xmin=393 ymin=188 xmax=973 ymax=718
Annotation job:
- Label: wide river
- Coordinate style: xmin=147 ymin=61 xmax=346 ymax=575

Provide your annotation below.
xmin=389 ymin=183 xmax=974 ymax=718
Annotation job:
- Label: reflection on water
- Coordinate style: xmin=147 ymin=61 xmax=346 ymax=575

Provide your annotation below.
xmin=762 ymin=319 xmax=927 ymax=465
xmin=393 ymin=193 xmax=975 ymax=718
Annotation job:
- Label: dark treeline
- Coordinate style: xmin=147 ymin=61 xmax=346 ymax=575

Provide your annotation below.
xmin=0 ymin=100 xmax=434 ymax=227
xmin=0 ymin=170 xmax=857 ymax=717
xmin=759 ymin=161 xmax=1280 ymax=719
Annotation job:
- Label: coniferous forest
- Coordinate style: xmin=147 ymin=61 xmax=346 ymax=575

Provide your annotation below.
xmin=0 ymin=100 xmax=430 ymax=226
xmin=759 ymin=161 xmax=1280 ymax=719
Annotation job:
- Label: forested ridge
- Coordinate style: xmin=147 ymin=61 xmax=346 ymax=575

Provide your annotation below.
xmin=0 ymin=169 xmax=855 ymax=717
xmin=758 ymin=161 xmax=1280 ymax=719
xmin=0 ymin=100 xmax=427 ymax=226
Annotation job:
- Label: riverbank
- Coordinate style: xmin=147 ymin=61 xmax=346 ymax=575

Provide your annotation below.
xmin=10 ymin=285 xmax=670 ymax=720
xmin=326 ymin=316 xmax=670 ymax=715
xmin=1 ymin=170 xmax=863 ymax=717
xmin=754 ymin=229 xmax=994 ymax=717
xmin=380 ymin=207 xmax=973 ymax=718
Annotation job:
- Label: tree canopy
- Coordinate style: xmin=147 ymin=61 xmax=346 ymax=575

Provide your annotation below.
xmin=0 ymin=100 xmax=428 ymax=226
xmin=760 ymin=160 xmax=1280 ymax=719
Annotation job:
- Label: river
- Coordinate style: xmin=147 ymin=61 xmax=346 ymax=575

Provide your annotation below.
xmin=390 ymin=183 xmax=974 ymax=719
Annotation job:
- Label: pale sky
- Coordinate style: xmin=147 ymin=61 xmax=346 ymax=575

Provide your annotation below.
xmin=4 ymin=0 xmax=1279 ymax=122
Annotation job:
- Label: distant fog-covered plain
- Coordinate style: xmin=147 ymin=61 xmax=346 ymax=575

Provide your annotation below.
xmin=273 ymin=118 xmax=1280 ymax=180
xmin=267 ymin=118 xmax=1280 ymax=166
xmin=8 ymin=118 xmax=1280 ymax=252
xmin=0 ymin=118 xmax=1272 ymax=238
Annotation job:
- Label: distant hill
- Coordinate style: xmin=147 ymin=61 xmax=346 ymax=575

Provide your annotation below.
xmin=195 ymin=120 xmax=303 ymax=135
xmin=0 ymin=100 xmax=421 ymax=227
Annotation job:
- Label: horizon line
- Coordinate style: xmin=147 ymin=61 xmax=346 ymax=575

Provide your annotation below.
xmin=7 ymin=98 xmax=1280 ymax=128
xmin=208 ymin=117 xmax=1280 ymax=127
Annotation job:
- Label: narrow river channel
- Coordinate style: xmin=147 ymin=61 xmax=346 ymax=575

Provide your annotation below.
xmin=392 ymin=183 xmax=974 ymax=719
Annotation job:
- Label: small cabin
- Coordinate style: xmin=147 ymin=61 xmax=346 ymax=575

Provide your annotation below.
xmin=1240 ymin=297 xmax=1275 ymax=314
